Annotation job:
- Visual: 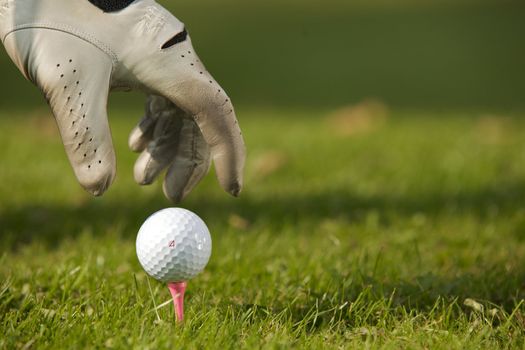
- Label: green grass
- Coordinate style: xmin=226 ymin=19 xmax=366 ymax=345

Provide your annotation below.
xmin=1 ymin=1 xmax=524 ymax=348
xmin=2 ymin=106 xmax=525 ymax=348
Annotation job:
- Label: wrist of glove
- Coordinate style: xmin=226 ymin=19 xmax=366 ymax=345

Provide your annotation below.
xmin=0 ymin=0 xmax=245 ymax=202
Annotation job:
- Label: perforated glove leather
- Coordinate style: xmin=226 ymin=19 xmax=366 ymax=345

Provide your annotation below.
xmin=0 ymin=0 xmax=245 ymax=202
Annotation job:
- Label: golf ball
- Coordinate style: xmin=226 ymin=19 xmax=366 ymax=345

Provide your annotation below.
xmin=136 ymin=208 xmax=212 ymax=282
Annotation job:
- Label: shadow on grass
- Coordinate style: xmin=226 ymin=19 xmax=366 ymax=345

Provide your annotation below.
xmin=1 ymin=179 xmax=525 ymax=248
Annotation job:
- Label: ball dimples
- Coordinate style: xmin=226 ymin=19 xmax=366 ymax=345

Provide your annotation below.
xmin=136 ymin=208 xmax=212 ymax=282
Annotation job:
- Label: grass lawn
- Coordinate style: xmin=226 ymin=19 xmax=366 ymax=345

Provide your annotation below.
xmin=1 ymin=105 xmax=525 ymax=348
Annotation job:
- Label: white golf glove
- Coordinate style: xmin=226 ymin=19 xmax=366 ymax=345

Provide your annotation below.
xmin=0 ymin=0 xmax=245 ymax=202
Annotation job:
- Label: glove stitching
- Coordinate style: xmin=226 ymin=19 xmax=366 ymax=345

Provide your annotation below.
xmin=4 ymin=23 xmax=118 ymax=64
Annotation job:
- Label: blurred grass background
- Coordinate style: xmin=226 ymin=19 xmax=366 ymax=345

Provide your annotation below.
xmin=0 ymin=0 xmax=524 ymax=112
xmin=2 ymin=0 xmax=525 ymax=348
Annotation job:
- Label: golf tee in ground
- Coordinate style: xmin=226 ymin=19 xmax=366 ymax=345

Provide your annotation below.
xmin=167 ymin=281 xmax=187 ymax=322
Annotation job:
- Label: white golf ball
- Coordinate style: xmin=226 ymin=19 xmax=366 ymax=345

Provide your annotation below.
xmin=136 ymin=208 xmax=212 ymax=282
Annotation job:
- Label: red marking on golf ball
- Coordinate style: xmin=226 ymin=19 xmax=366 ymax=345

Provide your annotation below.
xmin=169 ymin=240 xmax=176 ymax=248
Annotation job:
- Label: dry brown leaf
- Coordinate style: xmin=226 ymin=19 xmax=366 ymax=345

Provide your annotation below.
xmin=475 ymin=115 xmax=510 ymax=145
xmin=252 ymin=151 xmax=289 ymax=179
xmin=327 ymin=99 xmax=389 ymax=136
xmin=229 ymin=214 xmax=250 ymax=230
xmin=464 ymin=298 xmax=484 ymax=313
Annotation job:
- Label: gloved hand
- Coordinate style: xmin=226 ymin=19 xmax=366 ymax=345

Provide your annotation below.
xmin=0 ymin=0 xmax=245 ymax=202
